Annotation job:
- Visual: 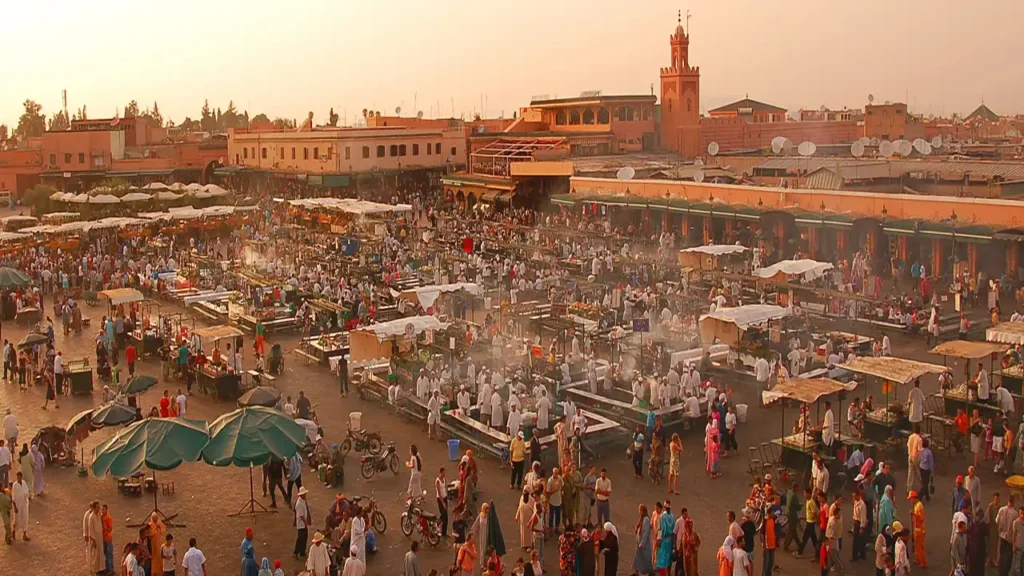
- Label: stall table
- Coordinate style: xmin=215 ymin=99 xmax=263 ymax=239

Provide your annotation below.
xmin=130 ymin=328 xmax=164 ymax=357
xmin=862 ymin=407 xmax=909 ymax=443
xmin=66 ymin=358 xmax=93 ymax=394
xmin=196 ymin=366 xmax=242 ymax=401
xmin=771 ymin=433 xmax=821 ymax=470
xmin=936 ymin=390 xmax=1006 ymax=421
xmin=999 ymin=365 xmax=1024 ymax=396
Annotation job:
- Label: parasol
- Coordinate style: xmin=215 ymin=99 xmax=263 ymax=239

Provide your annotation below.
xmin=485 ymin=499 xmax=506 ymax=557
xmin=0 ymin=267 xmax=31 ymax=290
xmin=201 ymin=406 xmax=307 ymax=516
xmin=66 ymin=408 xmax=95 ymax=436
xmin=121 ymin=375 xmax=158 ymax=396
xmin=17 ymin=332 xmax=49 ymax=349
xmin=236 ymin=386 xmax=282 ymax=408
xmin=91 ymin=402 xmax=138 ymax=428
xmin=91 ymin=417 xmax=210 ymax=526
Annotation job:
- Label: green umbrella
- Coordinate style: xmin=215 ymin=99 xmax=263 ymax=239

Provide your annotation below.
xmin=236 ymin=386 xmax=282 ymax=408
xmin=121 ymin=375 xmax=158 ymax=395
xmin=485 ymin=498 xmax=506 ymax=557
xmin=17 ymin=332 xmax=48 ymax=349
xmin=66 ymin=408 xmax=94 ymax=436
xmin=0 ymin=267 xmax=30 ymax=290
xmin=91 ymin=417 xmax=210 ymax=527
xmin=201 ymin=406 xmax=307 ymax=516
xmin=91 ymin=402 xmax=137 ymax=428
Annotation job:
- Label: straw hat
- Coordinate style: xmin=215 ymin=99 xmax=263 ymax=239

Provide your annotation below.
xmin=312 ymin=532 xmax=324 ymax=543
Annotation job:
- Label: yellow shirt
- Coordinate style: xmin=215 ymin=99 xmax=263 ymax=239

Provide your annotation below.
xmin=805 ymin=499 xmax=817 ymax=523
xmin=907 ymin=433 xmax=923 ymax=459
xmin=510 ymin=438 xmax=526 ymax=462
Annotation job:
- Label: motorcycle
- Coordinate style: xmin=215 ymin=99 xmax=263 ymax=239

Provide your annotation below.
xmin=360 ymin=441 xmax=400 ymax=480
xmin=400 ymin=492 xmax=442 ymax=546
xmin=340 ymin=426 xmax=383 ymax=457
xmin=350 ymin=494 xmax=388 ymax=534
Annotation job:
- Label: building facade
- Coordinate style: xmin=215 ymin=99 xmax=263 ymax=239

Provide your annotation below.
xmin=659 ymin=17 xmax=701 ymax=157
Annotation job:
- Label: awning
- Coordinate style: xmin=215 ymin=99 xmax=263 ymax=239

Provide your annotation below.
xmin=918 ymin=221 xmax=994 ymax=243
xmin=699 ymin=304 xmax=789 ymax=350
xmin=680 ymin=245 xmax=748 ymax=256
xmin=550 ymin=194 xmax=575 ymax=206
xmin=987 ymin=322 xmax=1024 ymax=345
xmin=755 ymin=259 xmax=834 ymax=281
xmin=761 ymin=378 xmax=858 ymax=406
xmin=98 ymin=288 xmax=144 ymax=306
xmin=841 ymin=356 xmax=950 ymax=384
xmin=354 ymin=315 xmax=449 ymax=341
xmin=930 ymin=340 xmax=1009 ymax=359
xmin=194 ymin=325 xmax=245 ymax=341
xmin=882 ymin=219 xmax=919 ymax=236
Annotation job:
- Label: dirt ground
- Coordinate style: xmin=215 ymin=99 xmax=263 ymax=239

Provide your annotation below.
xmin=0 ymin=294 xmax=997 ymax=576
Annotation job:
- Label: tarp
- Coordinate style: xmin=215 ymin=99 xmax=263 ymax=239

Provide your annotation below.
xmin=287 ymin=197 xmax=412 ymax=215
xmin=194 ymin=325 xmax=245 ymax=341
xmin=761 ymin=377 xmax=858 ymax=406
xmin=679 ymin=244 xmax=748 ymax=256
xmin=397 ymin=282 xmax=483 ymax=310
xmin=698 ymin=304 xmax=789 ymax=349
xmin=355 ymin=315 xmax=449 ymax=340
xmin=842 ymin=356 xmax=950 ymax=384
xmin=987 ymin=322 xmax=1024 ymax=345
xmin=755 ymin=259 xmax=834 ymax=281
xmin=98 ymin=288 xmax=145 ymax=305
xmin=930 ymin=340 xmax=1009 ymax=359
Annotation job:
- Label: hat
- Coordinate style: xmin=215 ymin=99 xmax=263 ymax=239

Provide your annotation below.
xmin=349 ymin=545 xmax=359 ymax=556
xmin=892 ymin=521 xmax=904 ymax=533
xmin=956 ymin=475 xmax=965 ymax=484
xmin=274 ymin=560 xmax=281 ymax=568
xmin=854 ymin=473 xmax=865 ymax=482
xmin=518 ymin=431 xmax=524 ymax=439
xmin=312 ymin=532 xmax=324 ymax=543
xmin=245 ymin=527 xmax=253 ymax=538
xmin=297 ymin=487 xmax=308 ymax=497
xmin=907 ymin=491 xmax=919 ymax=500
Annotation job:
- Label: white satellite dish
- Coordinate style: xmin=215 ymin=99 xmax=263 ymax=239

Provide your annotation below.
xmin=693 ymin=170 xmax=705 ymax=183
xmin=694 ymin=158 xmax=705 ymax=168
xmin=931 ymin=136 xmax=943 ymax=148
xmin=851 ymin=141 xmax=865 ymax=158
xmin=858 ymin=136 xmax=871 ymax=146
xmin=770 ymin=136 xmax=786 ymax=154
xmin=616 ymin=166 xmax=636 ymax=181
xmin=869 ymin=137 xmax=879 ymax=146
xmin=798 ymin=141 xmax=817 ymax=156
xmin=476 ymin=125 xmax=486 ymax=134
xmin=417 ymin=111 xmax=424 ymax=119
xmin=919 ymin=142 xmax=933 ymax=156
xmin=783 ymin=138 xmax=794 ymax=151
xmin=896 ymin=140 xmax=913 ymax=157
xmin=913 ymin=139 xmax=928 ymax=154
xmin=708 ymin=142 xmax=720 ymax=156
xmin=868 ymin=94 xmax=875 ymax=103
xmin=879 ymin=140 xmax=895 ymax=158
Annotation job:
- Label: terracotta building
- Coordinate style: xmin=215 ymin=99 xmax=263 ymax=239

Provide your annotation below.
xmin=659 ymin=15 xmax=701 ymax=157
xmin=708 ymin=98 xmax=788 ymax=123
xmin=863 ymin=102 xmax=925 ymax=141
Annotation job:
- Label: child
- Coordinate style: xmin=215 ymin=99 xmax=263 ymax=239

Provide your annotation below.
xmin=820 ymin=540 xmax=831 ymax=576
xmin=985 ymin=417 xmax=994 ymax=461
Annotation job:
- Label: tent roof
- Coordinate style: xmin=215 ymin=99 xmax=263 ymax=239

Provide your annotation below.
xmin=699 ymin=304 xmax=789 ymax=330
xmin=355 ymin=315 xmax=449 ymax=340
xmin=194 ymin=325 xmax=245 ymax=341
xmin=755 ymin=259 xmax=834 ymax=281
xmin=679 ymin=244 xmax=748 ymax=256
xmin=987 ymin=322 xmax=1024 ymax=345
xmin=842 ymin=356 xmax=950 ymax=384
xmin=98 ymin=288 xmax=144 ymax=305
xmin=761 ymin=378 xmax=858 ymax=405
xmin=930 ymin=340 xmax=1009 ymax=359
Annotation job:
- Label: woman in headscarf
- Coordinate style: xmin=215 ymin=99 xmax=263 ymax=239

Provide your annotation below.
xmin=655 ymin=504 xmax=675 ymax=575
xmin=18 ymin=444 xmax=33 ymax=498
xmin=705 ymin=427 xmax=721 ymax=479
xmin=514 ymin=491 xmax=533 ymax=550
xmin=258 ymin=557 xmax=273 ymax=576
xmin=577 ymin=528 xmax=596 ymax=576
xmin=878 ymin=484 xmax=896 ymax=533
xmin=470 ymin=503 xmax=490 ymax=574
xmin=681 ymin=517 xmax=701 ymax=576
xmin=148 ymin=512 xmax=166 ymax=574
xmin=559 ymin=523 xmax=580 ymax=576
xmin=599 ymin=522 xmax=619 ymax=576
xmin=633 ymin=505 xmax=654 ymax=575
xmin=716 ymin=536 xmax=734 ymax=576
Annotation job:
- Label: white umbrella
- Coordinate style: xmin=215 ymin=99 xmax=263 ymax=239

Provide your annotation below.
xmin=155 ymin=191 xmax=182 ymax=201
xmin=68 ymin=193 xmax=90 ymax=204
xmin=142 ymin=183 xmax=169 ymax=190
xmin=168 ymin=183 xmax=187 ymax=192
xmin=120 ymin=192 xmax=152 ymax=202
xmin=89 ymin=194 xmax=121 ymax=205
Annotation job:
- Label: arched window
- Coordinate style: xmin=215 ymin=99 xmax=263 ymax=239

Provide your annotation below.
xmin=583 ymin=108 xmax=595 ymax=125
xmin=243 ymin=148 xmax=248 ymax=159
xmin=686 ymin=99 xmax=692 ymax=113
xmin=616 ymin=106 xmax=636 ymax=121
xmin=597 ymin=107 xmax=610 ymax=124
xmin=313 ymin=147 xmax=319 ymax=159
xmin=261 ymin=147 xmax=267 ymax=159
xmin=303 ymin=148 xmax=309 ymax=160
xmin=376 ymin=145 xmax=385 ymax=158
xmin=412 ymin=144 xmax=419 ymax=156
xmin=569 ymin=109 xmax=581 ymax=125
xmin=398 ymin=144 xmax=407 ymax=156
xmin=362 ymin=146 xmax=370 ymax=159
xmin=555 ymin=110 xmax=567 ymax=125
xmin=389 ymin=145 xmax=398 ymax=157
xmin=435 ymin=143 xmax=442 ymax=154
xmin=426 ymin=143 xmax=432 ymax=155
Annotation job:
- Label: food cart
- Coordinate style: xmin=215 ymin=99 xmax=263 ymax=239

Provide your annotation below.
xmin=66 ymin=358 xmax=94 ymax=394
xmin=698 ymin=304 xmax=790 ymax=376
xmin=194 ymin=325 xmax=245 ymax=401
xmin=128 ymin=300 xmax=164 ymax=357
xmin=763 ymin=377 xmax=858 ymax=477
xmin=677 ymin=244 xmax=749 ymax=272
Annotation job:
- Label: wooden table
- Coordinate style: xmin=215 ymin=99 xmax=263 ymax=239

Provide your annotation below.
xmin=999 ymin=366 xmax=1024 ymax=396
xmin=936 ymin=391 xmax=1004 ymax=421
xmin=771 ymin=434 xmax=820 ymax=470
xmin=862 ymin=411 xmax=908 ymax=443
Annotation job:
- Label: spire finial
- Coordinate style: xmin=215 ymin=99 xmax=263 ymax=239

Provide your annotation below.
xmin=678 ymin=9 xmax=681 ymax=24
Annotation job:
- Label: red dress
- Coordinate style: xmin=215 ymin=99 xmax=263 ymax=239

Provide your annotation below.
xmin=159 ymin=397 xmax=170 ymax=417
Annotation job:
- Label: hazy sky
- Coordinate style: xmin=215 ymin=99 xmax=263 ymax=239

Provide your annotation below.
xmin=3 ymin=0 xmax=1022 ymax=129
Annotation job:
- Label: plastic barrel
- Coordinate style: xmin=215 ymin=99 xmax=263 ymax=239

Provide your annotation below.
xmin=349 ymin=411 xmax=362 ymax=430
xmin=447 ymin=439 xmax=460 ymax=461
xmin=736 ymin=404 xmax=749 ymax=423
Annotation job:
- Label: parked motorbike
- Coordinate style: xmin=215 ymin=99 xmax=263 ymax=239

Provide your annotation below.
xmin=360 ymin=442 xmax=400 ymax=480
xmin=350 ymin=494 xmax=388 ymax=534
xmin=401 ymin=492 xmax=442 ymax=546
xmin=340 ymin=427 xmax=383 ymax=457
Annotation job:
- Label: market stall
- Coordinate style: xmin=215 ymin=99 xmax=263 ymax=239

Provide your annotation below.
xmin=128 ymin=301 xmax=164 ymax=357
xmin=841 ymin=356 xmax=951 ymax=443
xmin=66 ymin=358 xmax=94 ymax=395
xmin=763 ymin=377 xmax=858 ymax=471
xmin=193 ymin=325 xmax=245 ymax=401
xmin=988 ymin=322 xmax=1024 ymax=345
xmin=677 ymin=244 xmax=749 ymax=272
xmin=349 ymin=315 xmax=450 ymax=363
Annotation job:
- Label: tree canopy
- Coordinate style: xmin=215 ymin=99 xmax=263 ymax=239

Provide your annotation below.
xmin=15 ymin=99 xmax=46 ymax=140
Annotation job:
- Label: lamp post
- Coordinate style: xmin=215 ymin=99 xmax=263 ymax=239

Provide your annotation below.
xmin=950 ymin=209 xmax=958 ymax=277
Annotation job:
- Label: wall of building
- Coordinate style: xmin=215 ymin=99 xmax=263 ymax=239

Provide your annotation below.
xmin=698 ymin=118 xmax=859 ymax=152
xmin=0 ymin=149 xmax=43 ymax=194
xmin=228 ymin=128 xmax=465 ymax=174
xmin=41 ymin=131 xmax=125 ymax=172
xmin=569 ymin=176 xmax=1024 ymax=228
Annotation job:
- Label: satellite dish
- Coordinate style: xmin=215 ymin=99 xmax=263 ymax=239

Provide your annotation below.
xmin=771 ymin=136 xmax=786 ymax=154
xmin=879 ymin=140 xmax=895 ymax=158
xmin=858 ymin=136 xmax=871 ymax=146
xmin=896 ymin=140 xmax=913 ymax=157
xmin=931 ymin=136 xmax=943 ymax=148
xmin=616 ymin=166 xmax=636 ymax=181
xmin=783 ymin=138 xmax=794 ymax=151
xmin=870 ymin=137 xmax=879 ymax=146
xmin=851 ymin=141 xmax=865 ymax=158
xmin=694 ymin=158 xmax=705 ymax=168
xmin=913 ymin=138 xmax=928 ymax=154
xmin=919 ymin=142 xmax=933 ymax=156
xmin=417 ymin=111 xmax=424 ymax=119
xmin=708 ymin=142 xmax=720 ymax=156
xmin=395 ymin=106 xmax=402 ymax=115
xmin=693 ymin=170 xmax=705 ymax=183
xmin=476 ymin=125 xmax=486 ymax=134
xmin=797 ymin=141 xmax=817 ymax=156
xmin=868 ymin=94 xmax=875 ymax=103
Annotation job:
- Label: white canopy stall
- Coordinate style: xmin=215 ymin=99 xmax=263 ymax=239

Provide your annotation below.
xmin=678 ymin=244 xmax=749 ymax=271
xmin=755 ymin=259 xmax=834 ymax=282
xmin=395 ymin=282 xmax=483 ymax=310
xmin=698 ymin=304 xmax=789 ymax=350
xmin=349 ymin=315 xmax=449 ymax=362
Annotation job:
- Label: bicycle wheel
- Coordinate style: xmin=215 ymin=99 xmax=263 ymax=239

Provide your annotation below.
xmin=360 ymin=459 xmax=376 ymax=479
xmin=389 ymin=453 xmax=400 ymax=475
xmin=400 ymin=514 xmax=415 ymax=537
xmin=372 ymin=510 xmax=388 ymax=533
xmin=367 ymin=436 xmax=383 ymax=455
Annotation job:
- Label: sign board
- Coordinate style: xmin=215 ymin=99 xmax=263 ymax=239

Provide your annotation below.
xmin=551 ymin=303 xmax=568 ymax=317
xmin=632 ymin=318 xmax=650 ymax=333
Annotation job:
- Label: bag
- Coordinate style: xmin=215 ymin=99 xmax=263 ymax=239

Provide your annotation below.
xmin=626 ymin=445 xmax=634 ymax=458
xmin=970 ymin=422 xmax=984 ymax=436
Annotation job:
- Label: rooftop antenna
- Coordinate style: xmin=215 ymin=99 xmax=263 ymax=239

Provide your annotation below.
xmin=413 ymin=93 xmax=417 ymax=118
xmin=797 ymin=141 xmax=817 ymax=156
xmin=851 ymin=140 xmax=865 ymax=158
xmin=771 ymin=136 xmax=785 ymax=155
xmin=931 ymin=136 xmax=943 ymax=148
xmin=616 ymin=167 xmax=636 ymax=181
xmin=868 ymin=94 xmax=875 ymax=104
xmin=693 ymin=169 xmax=705 ymax=183
xmin=686 ymin=9 xmax=691 ymax=36
xmin=896 ymin=139 xmax=912 ymax=157
xmin=62 ymin=89 xmax=68 ymax=122
xmin=879 ymin=140 xmax=895 ymax=158
xmin=707 ymin=142 xmax=719 ymax=157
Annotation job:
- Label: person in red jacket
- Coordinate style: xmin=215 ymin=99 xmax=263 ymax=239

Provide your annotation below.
xmin=125 ymin=343 xmax=137 ymax=376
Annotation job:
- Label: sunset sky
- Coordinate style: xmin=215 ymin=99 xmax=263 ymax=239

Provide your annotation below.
xmin=3 ymin=0 xmax=1022 ymax=128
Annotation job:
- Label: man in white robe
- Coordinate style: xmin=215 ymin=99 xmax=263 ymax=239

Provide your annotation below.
xmin=427 ymin=391 xmax=441 ymax=440
xmin=11 ymin=471 xmax=29 ymax=541
xmin=491 ymin=369 xmax=505 ymax=392
xmin=907 ymin=380 xmax=926 ymax=425
xmin=83 ymin=500 xmax=103 ymax=573
xmin=465 ymin=362 xmax=476 ymax=387
xmin=415 ymin=370 xmax=429 ymax=400
xmin=350 ymin=514 xmax=366 ymax=563
xmin=305 ymin=532 xmax=332 ymax=576
xmin=456 ymin=386 xmax=472 ymax=415
xmin=536 ymin=390 xmax=551 ymax=431
xmin=490 ymin=390 xmax=504 ymax=429
xmin=631 ymin=378 xmax=644 ymax=407
xmin=478 ymin=382 xmax=492 ymax=424
xmin=507 ymin=404 xmax=523 ymax=439
xmin=586 ymin=357 xmax=598 ymax=393
xmin=341 ymin=547 xmax=365 ymax=576
xmin=560 ymin=361 xmax=571 ymax=391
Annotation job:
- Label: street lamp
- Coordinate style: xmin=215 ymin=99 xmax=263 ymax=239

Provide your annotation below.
xmin=950 ymin=209 xmax=958 ymax=272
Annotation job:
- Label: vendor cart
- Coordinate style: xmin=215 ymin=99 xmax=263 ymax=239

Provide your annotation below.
xmin=66 ymin=358 xmax=94 ymax=394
